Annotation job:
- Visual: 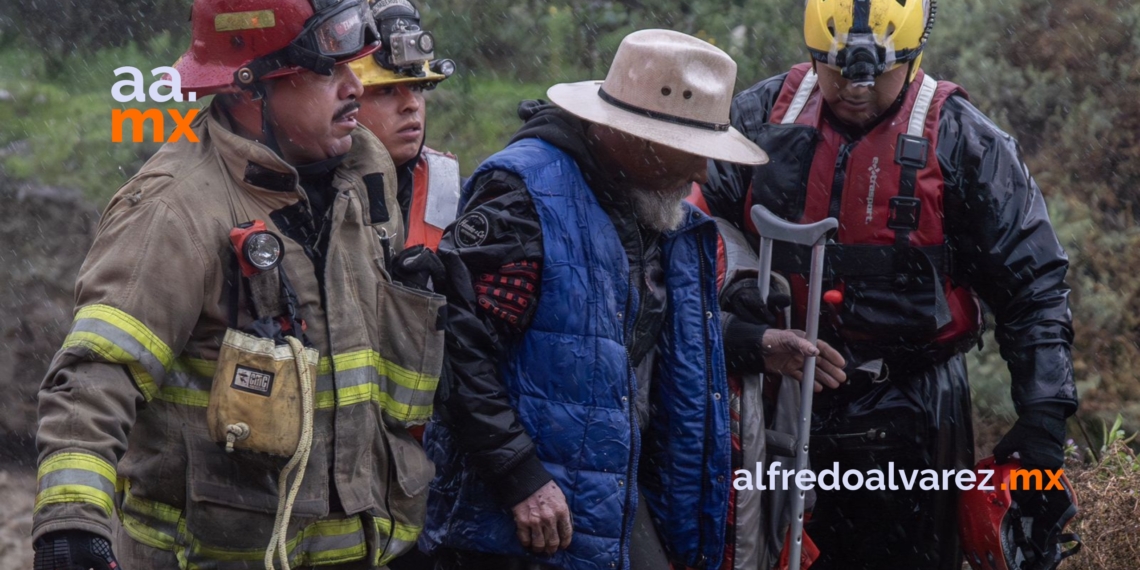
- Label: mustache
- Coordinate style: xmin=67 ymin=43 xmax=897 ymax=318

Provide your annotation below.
xmin=333 ymin=101 xmax=361 ymax=121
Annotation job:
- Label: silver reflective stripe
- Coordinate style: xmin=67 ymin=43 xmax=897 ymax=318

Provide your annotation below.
xmin=325 ymin=366 xmax=435 ymax=409
xmin=71 ymin=318 xmax=168 ymax=384
xmin=300 ymin=529 xmax=366 ymax=559
xmin=423 ymin=153 xmax=461 ymax=229
xmin=782 ymin=70 xmax=819 ymax=125
xmin=908 ymin=74 xmax=939 ymax=137
xmin=377 ymin=537 xmax=418 ymax=567
xmin=165 ymin=369 xmax=211 ymax=391
xmin=38 ymin=469 xmax=116 ymax=499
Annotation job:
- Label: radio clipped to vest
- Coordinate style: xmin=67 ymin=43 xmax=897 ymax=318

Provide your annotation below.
xmin=207 ymin=220 xmax=318 ymax=457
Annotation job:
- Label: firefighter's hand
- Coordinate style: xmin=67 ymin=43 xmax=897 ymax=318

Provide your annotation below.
xmin=512 ymin=480 xmax=573 ymax=555
xmin=761 ymin=329 xmax=847 ymax=392
xmin=389 ymin=245 xmax=446 ymax=292
xmin=33 ymin=530 xmax=120 ymax=570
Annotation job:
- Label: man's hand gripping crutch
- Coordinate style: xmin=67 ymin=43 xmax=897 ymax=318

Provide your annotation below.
xmin=750 ymin=204 xmax=838 ymax=570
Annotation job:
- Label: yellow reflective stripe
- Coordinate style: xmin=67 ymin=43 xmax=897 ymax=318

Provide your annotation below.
xmin=148 ymin=351 xmax=437 ymax=421
xmin=173 ymin=356 xmax=216 ymax=377
xmin=62 ymin=331 xmax=160 ymax=400
xmin=39 ymin=452 xmax=115 ymax=482
xmin=306 ymin=543 xmax=368 ymax=565
xmin=75 ymin=304 xmax=174 ymax=368
xmin=120 ymin=509 xmax=177 ymax=550
xmin=157 ymin=386 xmax=211 ymax=407
xmin=375 ymin=517 xmax=422 ymax=543
xmin=374 ymin=517 xmax=423 ymax=566
xmin=35 ymin=452 xmax=117 ymax=516
xmin=191 ymin=537 xmax=289 ymax=562
xmin=301 ymin=518 xmax=369 ymax=565
xmin=320 ymin=349 xmax=438 ymax=392
xmin=124 ymin=489 xmax=181 ymax=524
xmin=121 ymin=489 xmax=371 ymax=566
xmin=316 ymin=383 xmax=433 ymax=421
xmin=374 ymin=391 xmax=433 ymax=422
xmin=158 ymin=357 xmax=214 ymax=407
xmin=34 ymin=485 xmax=114 ymax=516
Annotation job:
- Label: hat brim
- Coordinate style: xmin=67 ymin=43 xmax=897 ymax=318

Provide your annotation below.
xmin=547 ymin=80 xmax=768 ymax=166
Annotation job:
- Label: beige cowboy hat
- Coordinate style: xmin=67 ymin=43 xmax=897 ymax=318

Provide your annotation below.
xmin=547 ymin=29 xmax=767 ymax=165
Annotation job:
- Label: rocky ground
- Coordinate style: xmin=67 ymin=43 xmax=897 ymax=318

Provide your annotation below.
xmin=0 ymin=174 xmax=95 ymax=568
xmin=0 ymin=468 xmax=34 ymax=568
xmin=0 ymin=174 xmax=98 ymax=463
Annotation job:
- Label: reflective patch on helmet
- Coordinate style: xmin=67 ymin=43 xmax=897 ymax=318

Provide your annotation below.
xmin=215 ymin=10 xmax=277 ymax=32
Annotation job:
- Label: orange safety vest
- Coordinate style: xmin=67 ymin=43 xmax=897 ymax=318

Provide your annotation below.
xmin=405 ymin=147 xmax=462 ymax=251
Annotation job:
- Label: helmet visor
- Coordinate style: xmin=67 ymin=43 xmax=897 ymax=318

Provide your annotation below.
xmin=298 ymin=0 xmax=374 ymax=60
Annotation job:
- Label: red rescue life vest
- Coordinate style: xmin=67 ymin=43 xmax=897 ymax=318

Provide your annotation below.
xmin=757 ymin=63 xmax=980 ymax=346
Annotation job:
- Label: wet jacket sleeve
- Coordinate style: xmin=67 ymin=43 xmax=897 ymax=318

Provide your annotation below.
xmin=938 ymin=96 xmax=1078 ymax=415
xmin=435 ymin=169 xmax=553 ymax=507
xmin=702 ymin=74 xmax=788 ymax=234
xmin=33 ymin=179 xmax=210 ymax=541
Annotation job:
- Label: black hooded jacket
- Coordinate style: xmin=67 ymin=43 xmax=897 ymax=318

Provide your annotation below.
xmin=434 ymin=101 xmax=669 ymax=507
xmin=703 ymin=72 xmax=1078 ymax=416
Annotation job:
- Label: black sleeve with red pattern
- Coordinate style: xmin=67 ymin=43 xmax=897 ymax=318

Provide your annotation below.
xmin=435 ymin=169 xmax=551 ymax=507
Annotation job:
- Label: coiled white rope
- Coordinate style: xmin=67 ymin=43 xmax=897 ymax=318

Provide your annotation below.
xmin=264 ymin=336 xmax=315 ymax=570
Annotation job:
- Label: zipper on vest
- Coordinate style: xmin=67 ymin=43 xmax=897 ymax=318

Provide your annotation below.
xmin=827 ymin=142 xmax=857 ymax=220
xmin=618 ymin=253 xmax=638 ymax=570
xmin=695 ymin=235 xmax=713 ymax=569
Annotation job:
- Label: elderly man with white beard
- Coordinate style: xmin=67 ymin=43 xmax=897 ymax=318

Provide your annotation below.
xmin=417 ymin=29 xmax=773 ymax=570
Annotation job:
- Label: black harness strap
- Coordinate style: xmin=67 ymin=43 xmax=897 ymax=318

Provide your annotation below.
xmin=771 ymin=243 xmax=949 ymax=278
xmin=890 ymin=133 xmax=929 ymax=249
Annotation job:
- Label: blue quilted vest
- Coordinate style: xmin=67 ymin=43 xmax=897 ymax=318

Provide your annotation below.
xmin=422 ymin=139 xmax=730 ymax=569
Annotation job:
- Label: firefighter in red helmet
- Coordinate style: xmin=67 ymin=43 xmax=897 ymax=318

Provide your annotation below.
xmin=31 ymin=1 xmax=446 ymax=568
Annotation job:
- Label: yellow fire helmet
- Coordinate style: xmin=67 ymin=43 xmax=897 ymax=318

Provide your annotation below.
xmin=349 ymin=0 xmax=455 ymax=88
xmin=804 ymin=0 xmax=936 ymax=85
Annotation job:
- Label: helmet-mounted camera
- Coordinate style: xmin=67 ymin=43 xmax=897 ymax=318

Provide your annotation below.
xmin=371 ymin=0 xmax=436 ymax=77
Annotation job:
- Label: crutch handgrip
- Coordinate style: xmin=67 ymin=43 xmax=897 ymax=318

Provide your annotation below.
xmin=750 ymin=205 xmax=837 ymax=247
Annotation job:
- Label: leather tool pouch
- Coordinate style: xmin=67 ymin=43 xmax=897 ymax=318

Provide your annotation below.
xmin=207 ymin=328 xmax=319 ymax=456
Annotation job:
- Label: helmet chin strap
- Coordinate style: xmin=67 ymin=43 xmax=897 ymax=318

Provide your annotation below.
xmin=253 ymin=83 xmax=286 ymax=158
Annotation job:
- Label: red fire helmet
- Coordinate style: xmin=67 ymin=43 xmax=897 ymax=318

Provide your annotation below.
xmin=959 ymin=456 xmax=1082 ymax=570
xmin=173 ymin=0 xmax=380 ymax=97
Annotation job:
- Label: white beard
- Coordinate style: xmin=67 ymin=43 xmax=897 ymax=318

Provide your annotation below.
xmin=628 ymin=184 xmax=690 ymax=232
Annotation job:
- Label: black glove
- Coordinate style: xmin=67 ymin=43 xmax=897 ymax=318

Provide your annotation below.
xmin=721 ymin=277 xmax=790 ymax=326
xmin=33 ymin=530 xmax=120 ymax=570
xmin=994 ymin=405 xmax=1068 ymax=470
xmin=389 ymin=245 xmax=446 ymax=292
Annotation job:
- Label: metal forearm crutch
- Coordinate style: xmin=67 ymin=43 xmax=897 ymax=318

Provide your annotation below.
xmin=750 ymin=204 xmax=837 ymax=570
